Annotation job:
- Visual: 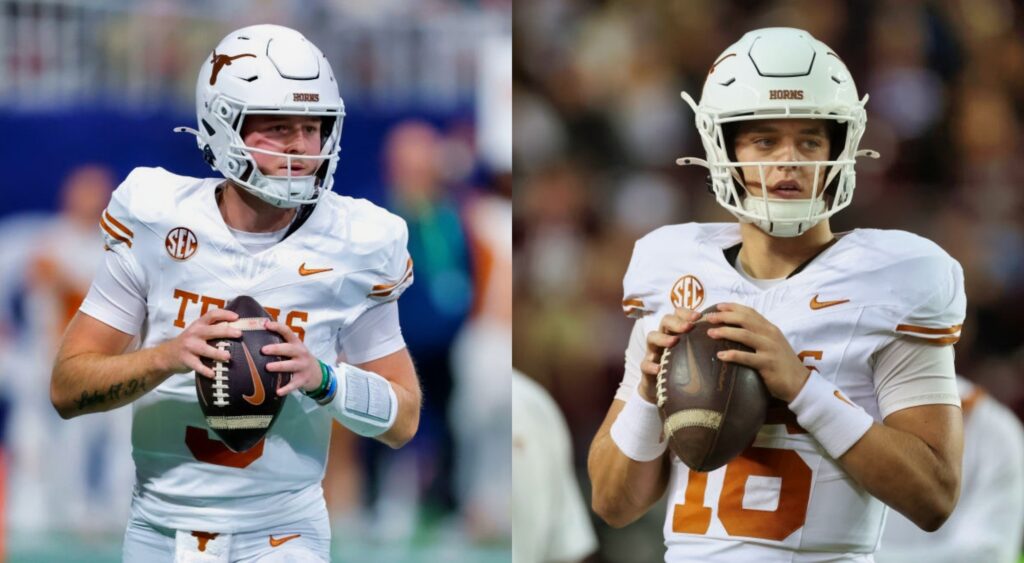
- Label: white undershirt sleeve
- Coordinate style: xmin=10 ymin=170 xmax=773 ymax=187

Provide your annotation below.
xmin=615 ymin=320 xmax=646 ymax=403
xmin=871 ymin=337 xmax=960 ymax=419
xmin=337 ymin=302 xmax=406 ymax=365
xmin=78 ymin=248 xmax=148 ymax=335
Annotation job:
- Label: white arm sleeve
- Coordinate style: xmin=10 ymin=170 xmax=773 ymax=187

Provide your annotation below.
xmin=871 ymin=337 xmax=960 ymax=419
xmin=78 ymin=248 xmax=147 ymax=335
xmin=337 ymin=302 xmax=406 ymax=365
xmin=614 ymin=320 xmax=646 ymax=403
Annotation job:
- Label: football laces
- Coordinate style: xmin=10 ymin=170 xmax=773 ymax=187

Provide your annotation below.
xmin=656 ymin=348 xmax=671 ymax=408
xmin=211 ymin=341 xmax=232 ymax=407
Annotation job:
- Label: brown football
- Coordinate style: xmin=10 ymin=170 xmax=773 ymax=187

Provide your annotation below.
xmin=196 ymin=295 xmax=291 ymax=453
xmin=656 ymin=303 xmax=769 ymax=472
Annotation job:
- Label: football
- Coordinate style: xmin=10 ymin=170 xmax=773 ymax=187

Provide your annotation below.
xmin=197 ymin=295 xmax=291 ymax=453
xmin=656 ymin=304 xmax=769 ymax=472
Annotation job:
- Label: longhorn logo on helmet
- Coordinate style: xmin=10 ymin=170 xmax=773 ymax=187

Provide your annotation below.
xmin=209 ymin=51 xmax=256 ymax=85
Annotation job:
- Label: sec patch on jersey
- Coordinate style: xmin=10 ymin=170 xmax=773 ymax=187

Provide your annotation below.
xmin=656 ymin=304 xmax=769 ymax=472
xmin=197 ymin=295 xmax=290 ymax=452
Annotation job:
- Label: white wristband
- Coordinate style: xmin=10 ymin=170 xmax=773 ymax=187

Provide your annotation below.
xmin=323 ymin=363 xmax=398 ymax=438
xmin=610 ymin=388 xmax=668 ymax=462
xmin=788 ymin=371 xmax=874 ymax=459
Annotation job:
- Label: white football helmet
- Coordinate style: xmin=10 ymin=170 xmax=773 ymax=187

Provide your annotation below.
xmin=176 ymin=24 xmax=345 ymax=208
xmin=678 ymin=27 xmax=878 ymax=237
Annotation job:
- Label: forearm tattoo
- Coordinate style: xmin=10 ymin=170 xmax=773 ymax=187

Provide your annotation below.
xmin=75 ymin=376 xmax=148 ymax=411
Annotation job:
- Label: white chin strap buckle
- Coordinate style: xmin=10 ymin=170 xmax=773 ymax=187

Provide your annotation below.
xmin=742 ymin=197 xmax=827 ymax=238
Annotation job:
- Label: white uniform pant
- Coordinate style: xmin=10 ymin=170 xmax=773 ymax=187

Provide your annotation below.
xmin=122 ymin=512 xmax=331 ymax=562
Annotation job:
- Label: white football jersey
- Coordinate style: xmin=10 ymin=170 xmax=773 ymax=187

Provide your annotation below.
xmin=85 ymin=167 xmax=412 ymax=533
xmin=622 ymin=223 xmax=965 ymax=561
xmin=512 ymin=372 xmax=597 ymax=563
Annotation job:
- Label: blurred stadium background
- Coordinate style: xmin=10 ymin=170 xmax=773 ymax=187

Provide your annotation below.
xmin=0 ymin=0 xmax=510 ymax=561
xmin=513 ymin=0 xmax=1024 ymax=561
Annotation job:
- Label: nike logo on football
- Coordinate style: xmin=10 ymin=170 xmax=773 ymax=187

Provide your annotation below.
xmin=269 ymin=533 xmax=301 ymax=547
xmin=241 ymin=343 xmax=265 ymax=407
xmin=809 ymin=294 xmax=850 ymax=310
xmin=299 ymin=263 xmax=333 ymax=276
xmin=682 ymin=339 xmax=703 ymax=395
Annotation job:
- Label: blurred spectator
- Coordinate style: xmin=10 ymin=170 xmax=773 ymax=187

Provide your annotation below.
xmin=512 ymin=370 xmax=597 ymax=563
xmin=7 ymin=165 xmax=132 ymax=536
xmin=361 ymin=120 xmax=473 ymax=541
xmin=877 ymin=377 xmax=1024 ymax=563
xmin=451 ymin=170 xmax=512 ymax=541
xmin=447 ymin=34 xmax=514 ymax=541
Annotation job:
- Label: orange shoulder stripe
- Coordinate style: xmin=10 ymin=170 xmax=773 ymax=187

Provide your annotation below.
xmin=103 ymin=210 xmax=134 ymax=238
xmin=370 ymin=258 xmax=414 ymax=293
xmin=622 ymin=298 xmax=647 ymax=318
xmin=901 ymin=334 xmax=960 ymax=346
xmin=895 ymin=323 xmax=962 ymax=336
xmin=369 ymin=270 xmax=414 ymax=298
xmin=100 ymin=216 xmax=132 ymax=248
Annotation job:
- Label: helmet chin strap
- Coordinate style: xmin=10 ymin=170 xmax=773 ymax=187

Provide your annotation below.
xmin=741 ymin=197 xmax=827 ymax=238
xmin=246 ymin=175 xmax=316 ymax=209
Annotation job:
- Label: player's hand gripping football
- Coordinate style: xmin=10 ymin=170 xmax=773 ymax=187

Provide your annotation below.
xmin=158 ymin=308 xmax=241 ymax=379
xmin=639 ymin=308 xmax=702 ymax=403
xmin=262 ymin=321 xmax=323 ymax=396
xmin=705 ymin=303 xmax=810 ymax=402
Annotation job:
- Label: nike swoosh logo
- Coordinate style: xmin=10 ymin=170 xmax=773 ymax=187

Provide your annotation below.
xmin=682 ymin=338 xmax=702 ymax=395
xmin=241 ymin=342 xmax=265 ymax=406
xmin=834 ymin=390 xmax=855 ymax=407
xmin=810 ymin=294 xmax=850 ymax=310
xmin=299 ymin=263 xmax=333 ymax=276
xmin=268 ymin=533 xmax=301 ymax=547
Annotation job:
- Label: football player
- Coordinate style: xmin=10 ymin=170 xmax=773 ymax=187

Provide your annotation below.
xmin=513 ymin=370 xmax=597 ymax=563
xmin=49 ymin=25 xmax=421 ymax=562
xmin=588 ymin=27 xmax=966 ymax=562
xmin=877 ymin=376 xmax=1024 ymax=563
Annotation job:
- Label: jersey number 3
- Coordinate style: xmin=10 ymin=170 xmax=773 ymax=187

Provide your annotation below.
xmin=185 ymin=426 xmax=265 ymax=468
xmin=181 ymin=318 xmax=309 ymax=468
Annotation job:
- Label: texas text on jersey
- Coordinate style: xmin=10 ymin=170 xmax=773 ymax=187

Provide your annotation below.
xmin=86 ymin=165 xmax=412 ymax=532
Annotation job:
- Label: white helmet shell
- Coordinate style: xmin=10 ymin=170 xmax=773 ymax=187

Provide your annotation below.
xmin=678 ymin=27 xmax=878 ymax=237
xmin=185 ymin=24 xmax=345 ymax=208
